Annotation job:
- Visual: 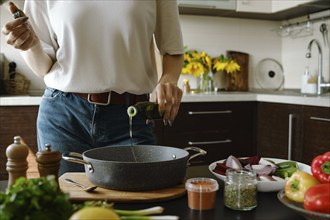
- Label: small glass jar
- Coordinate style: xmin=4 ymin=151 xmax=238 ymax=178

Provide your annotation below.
xmin=185 ymin=177 xmax=219 ymax=210
xmin=224 ymin=169 xmax=257 ymax=211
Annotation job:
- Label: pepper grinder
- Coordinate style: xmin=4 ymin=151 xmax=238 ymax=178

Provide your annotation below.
xmin=6 ymin=136 xmax=29 ymax=187
xmin=36 ymin=144 xmax=61 ymax=185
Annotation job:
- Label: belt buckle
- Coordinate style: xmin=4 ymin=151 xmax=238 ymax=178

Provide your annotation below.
xmin=87 ymin=92 xmax=111 ymax=106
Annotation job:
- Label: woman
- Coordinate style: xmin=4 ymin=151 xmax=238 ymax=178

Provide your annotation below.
xmin=2 ymin=1 xmax=184 ymax=175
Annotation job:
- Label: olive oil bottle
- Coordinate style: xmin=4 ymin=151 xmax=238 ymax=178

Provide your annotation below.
xmin=127 ymin=101 xmax=164 ymax=120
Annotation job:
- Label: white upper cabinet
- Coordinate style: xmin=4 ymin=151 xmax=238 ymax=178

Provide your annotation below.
xmin=178 ymin=0 xmax=329 ymax=19
xmin=178 ymin=0 xmax=236 ymax=10
xmin=236 ymin=0 xmax=272 ymax=13
xmin=236 ymin=0 xmax=321 ymax=13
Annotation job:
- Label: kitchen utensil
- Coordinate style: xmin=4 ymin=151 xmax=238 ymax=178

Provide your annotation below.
xmin=320 ymin=23 xmax=328 ymax=46
xmin=62 ymin=145 xmax=206 ymax=191
xmin=209 ymin=157 xmax=311 ymax=192
xmin=64 ymin=178 xmax=97 ymax=192
xmin=59 ymin=173 xmax=186 ymax=202
xmin=277 ymin=190 xmax=330 ymax=220
xmin=255 ymin=58 xmax=284 ymax=90
xmin=9 ymin=62 xmax=17 ymax=80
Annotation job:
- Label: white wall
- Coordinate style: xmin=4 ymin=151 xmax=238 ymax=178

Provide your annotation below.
xmin=1 ymin=0 xmax=45 ymax=94
xmin=179 ymin=15 xmax=282 ymax=89
xmin=281 ymin=17 xmax=330 ymax=88
xmin=1 ymin=2 xmax=329 ymax=93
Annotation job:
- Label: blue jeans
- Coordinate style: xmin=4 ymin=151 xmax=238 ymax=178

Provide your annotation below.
xmin=37 ymin=87 xmax=156 ymax=175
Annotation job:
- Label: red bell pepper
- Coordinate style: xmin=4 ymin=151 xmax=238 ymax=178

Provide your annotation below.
xmin=304 ymin=183 xmax=330 ymax=214
xmin=311 ymin=152 xmax=330 ymax=183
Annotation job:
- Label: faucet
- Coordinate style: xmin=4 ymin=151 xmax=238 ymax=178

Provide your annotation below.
xmin=306 ymin=39 xmax=330 ymax=95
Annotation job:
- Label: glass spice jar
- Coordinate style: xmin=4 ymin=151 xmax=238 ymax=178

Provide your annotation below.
xmin=224 ymin=169 xmax=257 ymax=211
xmin=185 ymin=177 xmax=219 ymax=210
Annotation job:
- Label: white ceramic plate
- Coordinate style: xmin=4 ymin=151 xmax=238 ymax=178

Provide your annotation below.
xmin=208 ymin=157 xmax=311 ymax=192
xmin=278 ymin=190 xmax=330 ymax=220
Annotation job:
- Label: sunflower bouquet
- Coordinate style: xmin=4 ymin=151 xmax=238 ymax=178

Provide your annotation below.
xmin=212 ymin=54 xmax=240 ymax=74
xmin=181 ymin=49 xmax=212 ymax=77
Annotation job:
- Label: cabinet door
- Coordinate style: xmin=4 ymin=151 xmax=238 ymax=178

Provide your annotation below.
xmin=178 ymin=0 xmax=236 ymax=10
xmin=272 ymin=0 xmax=298 ymax=12
xmin=257 ymin=102 xmax=303 ymax=161
xmin=0 ymin=106 xmax=39 ymax=180
xmin=236 ymin=0 xmax=272 ymax=13
xmin=302 ymin=106 xmax=330 ymax=164
xmin=160 ymin=102 xmax=255 ymax=165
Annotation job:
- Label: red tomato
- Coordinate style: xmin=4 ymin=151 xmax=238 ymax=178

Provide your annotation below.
xmin=304 ymin=183 xmax=330 ymax=214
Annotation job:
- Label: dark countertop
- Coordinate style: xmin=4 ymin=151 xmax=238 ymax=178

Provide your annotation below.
xmin=0 ymin=166 xmax=304 ymax=220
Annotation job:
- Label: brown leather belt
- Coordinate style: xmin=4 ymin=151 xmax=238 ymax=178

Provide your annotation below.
xmin=74 ymin=92 xmax=148 ymax=106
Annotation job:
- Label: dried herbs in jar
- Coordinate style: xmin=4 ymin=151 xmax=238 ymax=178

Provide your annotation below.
xmin=224 ymin=169 xmax=257 ymax=211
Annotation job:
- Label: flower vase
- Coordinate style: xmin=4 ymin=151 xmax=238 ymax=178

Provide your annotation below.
xmin=213 ymin=71 xmax=226 ymax=92
xmin=199 ymin=72 xmax=214 ymax=93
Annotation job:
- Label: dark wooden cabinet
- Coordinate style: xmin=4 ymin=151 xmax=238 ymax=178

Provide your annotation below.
xmin=0 ymin=106 xmax=39 ymax=180
xmin=256 ymin=102 xmax=303 ymax=161
xmin=301 ymin=105 xmax=330 ymax=164
xmin=156 ymin=102 xmax=257 ymax=165
xmin=256 ymin=102 xmax=330 ymax=164
xmin=1 ymin=101 xmax=328 ymax=180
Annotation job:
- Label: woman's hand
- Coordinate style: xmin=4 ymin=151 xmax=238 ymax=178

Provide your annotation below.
xmin=155 ymin=82 xmax=183 ymax=126
xmin=155 ymin=54 xmax=184 ymax=125
xmin=1 ymin=2 xmax=39 ymax=51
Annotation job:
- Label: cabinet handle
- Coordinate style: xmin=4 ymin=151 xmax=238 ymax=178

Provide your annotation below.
xmin=288 ymin=114 xmax=295 ymax=160
xmin=188 ymin=139 xmax=232 ymax=145
xmin=188 ymin=110 xmax=232 ymax=115
xmin=310 ymin=116 xmax=330 ymax=122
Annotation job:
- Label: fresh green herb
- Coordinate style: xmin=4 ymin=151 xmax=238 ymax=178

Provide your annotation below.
xmin=0 ymin=176 xmax=73 ymax=220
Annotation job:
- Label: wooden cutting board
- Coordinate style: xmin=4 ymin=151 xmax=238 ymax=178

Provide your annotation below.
xmin=59 ymin=173 xmax=186 ymax=202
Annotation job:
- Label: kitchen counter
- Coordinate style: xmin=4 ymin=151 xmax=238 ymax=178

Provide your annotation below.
xmin=114 ymin=166 xmax=305 ymax=220
xmin=0 ymin=90 xmax=329 ymax=107
xmin=0 ymin=166 xmax=304 ymax=220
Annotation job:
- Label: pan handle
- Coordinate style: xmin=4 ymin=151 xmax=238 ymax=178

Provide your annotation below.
xmin=62 ymin=152 xmax=94 ymax=173
xmin=183 ymin=147 xmax=207 ymax=165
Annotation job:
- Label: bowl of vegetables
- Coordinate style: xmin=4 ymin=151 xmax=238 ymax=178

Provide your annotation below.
xmin=208 ymin=155 xmax=311 ymax=192
xmin=278 ymin=189 xmax=330 ymax=220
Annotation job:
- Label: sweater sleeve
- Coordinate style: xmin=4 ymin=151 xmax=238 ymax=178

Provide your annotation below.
xmin=24 ymin=0 xmax=58 ymax=60
xmin=154 ymin=0 xmax=184 ymax=55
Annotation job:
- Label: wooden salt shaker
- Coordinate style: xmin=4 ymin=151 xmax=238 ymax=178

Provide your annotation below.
xmin=36 ymin=144 xmax=61 ymax=185
xmin=6 ymin=136 xmax=29 ymax=187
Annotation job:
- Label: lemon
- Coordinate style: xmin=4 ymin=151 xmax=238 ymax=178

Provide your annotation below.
xmin=69 ymin=207 xmax=120 ymax=220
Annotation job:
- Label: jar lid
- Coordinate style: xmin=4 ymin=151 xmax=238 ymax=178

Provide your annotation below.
xmin=185 ymin=177 xmax=219 ymax=192
xmin=225 ymin=169 xmax=257 ymax=183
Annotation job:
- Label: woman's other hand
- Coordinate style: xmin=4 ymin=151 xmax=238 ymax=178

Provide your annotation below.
xmin=2 ymin=2 xmax=39 ymax=51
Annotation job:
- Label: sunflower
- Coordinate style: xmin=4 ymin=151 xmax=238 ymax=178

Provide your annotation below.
xmin=212 ymin=55 xmax=240 ymax=74
xmin=182 ymin=49 xmax=212 ymax=77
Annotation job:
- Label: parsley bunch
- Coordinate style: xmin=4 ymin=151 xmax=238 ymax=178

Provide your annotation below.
xmin=0 ymin=176 xmax=73 ymax=220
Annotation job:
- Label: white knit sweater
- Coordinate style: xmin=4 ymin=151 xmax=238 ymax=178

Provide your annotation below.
xmin=24 ymin=0 xmax=184 ymax=94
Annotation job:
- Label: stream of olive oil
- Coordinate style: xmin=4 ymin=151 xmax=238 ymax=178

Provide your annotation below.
xmin=129 ymin=115 xmax=138 ymax=162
